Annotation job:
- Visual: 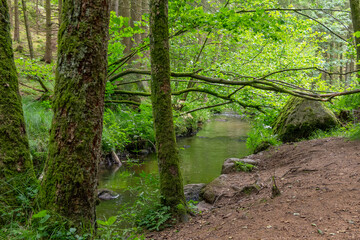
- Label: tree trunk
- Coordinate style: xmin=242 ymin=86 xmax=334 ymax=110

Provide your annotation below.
xmin=58 ymin=0 xmax=62 ymax=26
xmin=114 ymin=0 xmax=119 ymax=16
xmin=37 ymin=0 xmax=110 ymax=231
xmin=13 ymin=0 xmax=19 ymax=42
xmin=131 ymin=0 xmax=141 ymax=44
xmin=0 ymin=0 xmax=34 ymax=212
xmin=21 ymin=0 xmax=34 ymax=59
xmin=149 ymin=0 xmax=187 ymax=220
xmin=7 ymin=0 xmax=12 ymax=28
xmin=44 ymin=0 xmax=52 ymax=63
xmin=141 ymin=0 xmax=149 ymax=40
xmin=350 ymin=0 xmax=360 ymax=78
xmin=120 ymin=0 xmax=132 ymax=54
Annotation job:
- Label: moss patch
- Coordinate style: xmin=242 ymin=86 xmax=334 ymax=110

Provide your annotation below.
xmin=273 ymin=97 xmax=339 ymax=142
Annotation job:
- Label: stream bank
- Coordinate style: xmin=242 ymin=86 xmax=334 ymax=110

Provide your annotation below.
xmin=96 ymin=113 xmax=250 ymax=219
xmin=150 ymin=137 xmax=360 ymax=239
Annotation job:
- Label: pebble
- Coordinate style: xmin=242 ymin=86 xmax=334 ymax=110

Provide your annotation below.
xmin=293 ymin=213 xmax=300 ymax=216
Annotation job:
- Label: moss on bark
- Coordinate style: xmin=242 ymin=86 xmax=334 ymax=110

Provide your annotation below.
xmin=149 ymin=0 xmax=187 ymax=219
xmin=0 ymin=0 xmax=35 ymax=209
xmin=36 ymin=0 xmax=110 ymax=230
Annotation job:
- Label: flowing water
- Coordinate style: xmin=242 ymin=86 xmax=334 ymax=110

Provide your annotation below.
xmin=96 ymin=113 xmax=250 ymax=219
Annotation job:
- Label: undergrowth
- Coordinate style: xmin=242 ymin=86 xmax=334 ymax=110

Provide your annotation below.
xmin=96 ymin=172 xmax=174 ymax=239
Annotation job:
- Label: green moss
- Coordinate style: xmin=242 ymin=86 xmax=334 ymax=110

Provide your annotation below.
xmin=273 ymin=97 xmax=340 ymax=142
xmin=0 ymin=0 xmax=35 ymax=210
xmin=149 ymin=0 xmax=187 ymax=220
xmin=36 ymin=0 xmax=110 ymax=231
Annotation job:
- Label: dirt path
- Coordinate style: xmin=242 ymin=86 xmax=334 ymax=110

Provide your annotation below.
xmin=149 ymin=137 xmax=360 ymax=239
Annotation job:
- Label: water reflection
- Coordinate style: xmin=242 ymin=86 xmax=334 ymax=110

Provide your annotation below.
xmin=96 ymin=114 xmax=250 ymax=218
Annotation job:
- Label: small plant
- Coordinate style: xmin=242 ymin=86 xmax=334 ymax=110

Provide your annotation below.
xmin=235 ymin=161 xmax=256 ymax=172
xmin=137 ymin=204 xmax=173 ymax=231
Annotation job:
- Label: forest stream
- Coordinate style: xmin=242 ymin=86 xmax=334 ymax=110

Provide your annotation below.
xmin=96 ymin=113 xmax=250 ymax=219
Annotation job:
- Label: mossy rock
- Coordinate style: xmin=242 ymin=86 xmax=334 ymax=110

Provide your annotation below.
xmin=272 ymin=97 xmax=339 ymax=142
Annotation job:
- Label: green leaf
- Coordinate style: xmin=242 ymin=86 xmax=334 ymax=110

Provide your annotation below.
xmin=32 ymin=210 xmax=47 ymax=219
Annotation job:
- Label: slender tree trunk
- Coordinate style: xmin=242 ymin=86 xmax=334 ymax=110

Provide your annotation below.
xmin=44 ymin=0 xmax=52 ymax=63
xmin=114 ymin=0 xmax=119 ymax=16
xmin=120 ymin=0 xmax=132 ymax=54
xmin=149 ymin=0 xmax=187 ymax=220
xmin=141 ymin=0 xmax=149 ymax=40
xmin=7 ymin=0 xmax=12 ymax=28
xmin=131 ymin=0 xmax=141 ymax=44
xmin=350 ymin=0 xmax=360 ymax=78
xmin=130 ymin=0 xmax=146 ymax=91
xmin=37 ymin=0 xmax=110 ymax=230
xmin=13 ymin=0 xmax=19 ymax=42
xmin=21 ymin=0 xmax=34 ymax=59
xmin=0 ymin=0 xmax=34 ymax=213
xmin=35 ymin=0 xmax=40 ymax=34
xmin=58 ymin=0 xmax=62 ymax=26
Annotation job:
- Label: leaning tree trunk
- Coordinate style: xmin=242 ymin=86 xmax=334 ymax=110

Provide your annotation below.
xmin=13 ymin=0 xmax=19 ymax=42
xmin=350 ymin=0 xmax=360 ymax=79
xmin=149 ymin=0 xmax=187 ymax=220
xmin=37 ymin=0 xmax=110 ymax=231
xmin=0 ymin=0 xmax=34 ymax=214
xmin=21 ymin=0 xmax=34 ymax=59
xmin=43 ymin=0 xmax=52 ymax=63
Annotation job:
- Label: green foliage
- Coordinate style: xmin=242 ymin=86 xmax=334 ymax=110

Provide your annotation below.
xmin=96 ymin=172 xmax=173 ymax=239
xmin=22 ymin=98 xmax=53 ymax=175
xmin=246 ymin=111 xmax=282 ymax=153
xmin=349 ymin=124 xmax=360 ymax=140
xmin=137 ymin=204 xmax=172 ymax=231
xmin=102 ymin=104 xmax=155 ymax=153
xmin=235 ymin=161 xmax=256 ymax=172
xmin=15 ymin=58 xmax=55 ymax=85
xmin=0 ymin=175 xmax=90 ymax=240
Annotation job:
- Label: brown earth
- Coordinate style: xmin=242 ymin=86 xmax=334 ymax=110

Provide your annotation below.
xmin=148 ymin=137 xmax=360 ymax=240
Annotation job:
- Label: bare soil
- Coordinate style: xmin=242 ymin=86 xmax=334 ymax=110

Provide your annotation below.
xmin=149 ymin=137 xmax=360 ymax=240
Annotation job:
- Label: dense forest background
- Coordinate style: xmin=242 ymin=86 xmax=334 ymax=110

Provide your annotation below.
xmin=2 ymin=0 xmax=360 ymax=239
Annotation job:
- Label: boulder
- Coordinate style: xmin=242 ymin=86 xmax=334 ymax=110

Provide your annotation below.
xmin=221 ymin=158 xmax=258 ymax=174
xmin=184 ymin=183 xmax=206 ymax=201
xmin=273 ymin=97 xmax=339 ymax=142
xmin=97 ymin=189 xmax=119 ymax=201
xmin=200 ymin=175 xmax=228 ymax=204
xmin=196 ymin=201 xmax=213 ymax=212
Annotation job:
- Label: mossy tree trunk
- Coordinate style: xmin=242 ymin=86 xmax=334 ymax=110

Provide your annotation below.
xmin=36 ymin=0 xmax=110 ymax=231
xmin=149 ymin=0 xmax=187 ymax=220
xmin=350 ymin=0 xmax=360 ymax=79
xmin=0 ymin=0 xmax=34 ymax=210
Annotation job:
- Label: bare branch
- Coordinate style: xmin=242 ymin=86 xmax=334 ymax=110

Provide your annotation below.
xmin=178 ymin=101 xmax=233 ymax=116
xmin=293 ymin=11 xmax=348 ymax=42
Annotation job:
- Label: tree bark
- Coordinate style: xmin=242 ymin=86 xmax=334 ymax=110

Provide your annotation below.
xmin=58 ymin=0 xmax=62 ymax=26
xmin=7 ymin=0 xmax=12 ymax=28
xmin=44 ymin=0 xmax=52 ymax=63
xmin=120 ymin=0 xmax=132 ymax=54
xmin=114 ymin=0 xmax=119 ymax=16
xmin=0 ymin=0 xmax=34 ymax=212
xmin=141 ymin=0 xmax=149 ymax=40
xmin=149 ymin=0 xmax=187 ymax=220
xmin=13 ymin=0 xmax=19 ymax=42
xmin=37 ymin=0 xmax=110 ymax=230
xmin=21 ymin=0 xmax=34 ymax=59
xmin=350 ymin=0 xmax=360 ymax=78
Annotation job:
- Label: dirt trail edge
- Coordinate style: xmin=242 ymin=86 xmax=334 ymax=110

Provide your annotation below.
xmin=149 ymin=137 xmax=360 ymax=240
